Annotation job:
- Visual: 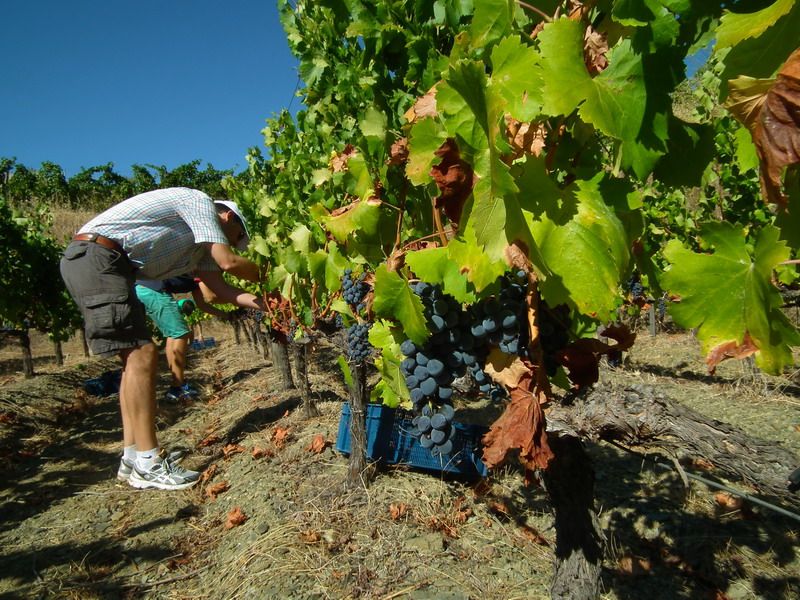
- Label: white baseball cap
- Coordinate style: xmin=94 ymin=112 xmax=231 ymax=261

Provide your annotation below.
xmin=214 ymin=200 xmax=250 ymax=251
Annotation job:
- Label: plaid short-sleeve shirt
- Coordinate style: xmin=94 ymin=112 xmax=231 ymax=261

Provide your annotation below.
xmin=78 ymin=187 xmax=229 ymax=279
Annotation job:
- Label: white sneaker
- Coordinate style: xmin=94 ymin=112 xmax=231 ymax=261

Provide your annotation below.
xmin=128 ymin=458 xmax=199 ymax=490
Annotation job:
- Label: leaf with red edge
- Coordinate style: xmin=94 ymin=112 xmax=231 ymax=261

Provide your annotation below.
xmin=706 ymin=333 xmax=758 ymax=373
xmin=557 ymin=325 xmax=636 ymax=388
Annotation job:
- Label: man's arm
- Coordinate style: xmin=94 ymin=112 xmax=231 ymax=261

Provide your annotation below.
xmin=205 ymin=242 xmax=261 ymax=282
xmin=195 ymin=270 xmax=265 ymax=311
xmin=190 ymin=288 xmax=229 ymax=319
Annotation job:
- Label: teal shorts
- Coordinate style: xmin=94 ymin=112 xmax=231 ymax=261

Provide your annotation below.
xmin=134 ymin=285 xmax=191 ymax=339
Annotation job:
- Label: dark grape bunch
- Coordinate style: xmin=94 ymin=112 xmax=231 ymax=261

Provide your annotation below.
xmin=626 ymin=275 xmax=644 ymax=300
xmin=411 ymin=404 xmax=455 ymax=456
xmin=342 ymin=268 xmax=369 ymax=312
xmin=346 ymin=322 xmax=372 ymax=362
xmin=537 ymin=302 xmax=571 ymax=376
xmin=243 ymin=308 xmax=265 ymax=323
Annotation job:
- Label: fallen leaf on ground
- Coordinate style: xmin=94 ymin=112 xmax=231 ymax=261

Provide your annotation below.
xmin=224 ymin=507 xmax=247 ymax=529
xmin=222 ymin=443 xmax=245 ymax=458
xmin=300 ymin=529 xmax=321 ymax=543
xmin=306 ymin=434 xmax=331 ymax=454
xmin=272 ymin=426 xmax=291 ymax=449
xmin=199 ymin=464 xmax=218 ymax=485
xmin=389 ymin=502 xmax=409 ymax=520
xmin=206 ymin=481 xmax=230 ymax=500
xmin=617 ymin=555 xmax=652 ymax=576
xmin=714 ymin=492 xmax=744 ymax=510
xmin=198 ymin=434 xmax=221 ymax=448
xmin=251 ymin=446 xmax=273 ymax=459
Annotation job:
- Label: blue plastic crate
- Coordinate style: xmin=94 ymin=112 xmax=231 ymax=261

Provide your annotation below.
xmin=335 ymin=403 xmax=489 ymax=479
xmin=392 ymin=412 xmax=489 ymax=478
xmin=335 ymin=403 xmax=397 ymax=461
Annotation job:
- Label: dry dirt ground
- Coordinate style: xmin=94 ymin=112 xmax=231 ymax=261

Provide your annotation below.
xmin=1 ymin=322 xmax=799 ymax=600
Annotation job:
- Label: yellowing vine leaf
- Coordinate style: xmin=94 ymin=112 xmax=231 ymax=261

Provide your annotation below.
xmin=403 ymin=85 xmax=438 ymax=123
xmin=484 ymin=348 xmax=529 ymax=389
xmin=662 ymin=223 xmax=800 ymax=374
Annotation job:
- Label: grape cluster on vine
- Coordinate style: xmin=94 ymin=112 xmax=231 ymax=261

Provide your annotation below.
xmin=538 ymin=303 xmax=571 ymax=376
xmin=346 ymin=322 xmax=372 ymax=362
xmin=342 ymin=268 xmax=368 ymax=313
xmin=411 ymin=404 xmax=455 ymax=456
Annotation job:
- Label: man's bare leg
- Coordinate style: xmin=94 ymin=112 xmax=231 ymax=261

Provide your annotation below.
xmin=119 ymin=343 xmax=159 ymax=451
xmin=165 ymin=335 xmax=190 ymax=387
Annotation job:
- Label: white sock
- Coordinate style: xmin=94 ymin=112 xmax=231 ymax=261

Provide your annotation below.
xmin=136 ymin=447 xmax=161 ymax=471
xmin=123 ymin=445 xmax=136 ymax=462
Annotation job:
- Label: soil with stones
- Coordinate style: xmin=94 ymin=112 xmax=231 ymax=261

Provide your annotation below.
xmin=1 ymin=322 xmax=799 ymax=600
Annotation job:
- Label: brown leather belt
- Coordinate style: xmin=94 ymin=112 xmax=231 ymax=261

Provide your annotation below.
xmin=73 ymin=232 xmax=126 ymax=255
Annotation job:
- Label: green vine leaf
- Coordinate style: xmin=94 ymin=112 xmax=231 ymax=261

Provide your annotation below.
xmin=368 ymin=319 xmax=408 ymax=407
xmin=539 ymin=19 xmax=646 ymax=143
xmin=662 ymin=223 xmax=800 ymax=374
xmin=406 ymin=117 xmax=448 ymax=186
xmin=489 ymin=34 xmax=542 ymax=122
xmin=372 ymin=264 xmax=429 ymax=345
xmin=530 ymin=175 xmax=631 ymax=320
xmin=312 ymin=199 xmax=382 ymax=243
xmin=404 ymin=246 xmax=475 ymax=304
xmin=446 ymin=227 xmax=508 ymax=293
xmin=716 ymin=0 xmax=795 ymax=50
xmin=468 ymin=0 xmax=513 ymax=51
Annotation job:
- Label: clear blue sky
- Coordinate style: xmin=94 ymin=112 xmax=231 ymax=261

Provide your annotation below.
xmin=0 ymin=1 xmax=299 ymax=177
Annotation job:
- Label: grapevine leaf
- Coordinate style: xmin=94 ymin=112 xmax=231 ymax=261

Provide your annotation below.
xmin=612 ymin=0 xmax=657 ymax=27
xmin=289 ymin=225 xmax=312 ymax=254
xmin=662 ymin=223 xmax=800 ymax=374
xmin=447 ymin=227 xmax=509 ymax=292
xmin=368 ymin=320 xmax=408 ymax=408
xmin=406 ymin=117 xmax=448 ymax=186
xmin=734 ymin=125 xmax=760 ymax=174
xmin=468 ymin=0 xmax=513 ymax=51
xmin=530 ymin=175 xmax=631 ymax=320
xmin=344 ymin=153 xmax=375 ymax=201
xmin=337 ymin=356 xmax=354 ymax=388
xmin=716 ymin=0 xmax=795 ymax=50
xmin=653 ymin=121 xmax=716 ymax=187
xmin=489 ymin=35 xmax=542 ymax=122
xmin=312 ymin=199 xmax=382 ymax=243
xmin=360 ymin=105 xmax=387 ymax=141
xmin=719 ymin=5 xmax=800 ymax=89
xmin=445 ymin=60 xmax=533 ymax=261
xmin=404 ymin=246 xmax=474 ymax=304
xmin=372 ymin=264 xmax=429 ymax=345
xmin=539 ymin=20 xmax=647 ymax=143
xmin=725 ymin=50 xmax=800 ymax=207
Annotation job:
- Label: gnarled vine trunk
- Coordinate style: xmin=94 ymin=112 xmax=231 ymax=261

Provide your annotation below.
xmin=346 ymin=361 xmax=374 ymax=489
xmin=291 ymin=340 xmax=318 ymax=418
xmin=268 ymin=328 xmax=294 ymax=391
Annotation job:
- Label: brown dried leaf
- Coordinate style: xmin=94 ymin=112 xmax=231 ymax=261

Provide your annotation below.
xmin=714 ymin=492 xmax=745 ymax=510
xmin=584 ymin=26 xmax=609 ymax=75
xmin=306 ymin=434 xmax=330 ymax=454
xmin=199 ymin=463 xmax=218 ymax=485
xmin=330 ymin=144 xmax=357 ymax=173
xmin=271 ymin=426 xmax=291 ymax=449
xmin=222 ymin=443 xmax=245 ymax=458
xmin=518 ymin=524 xmax=549 ymax=546
xmin=387 ymin=137 xmax=409 ymax=166
xmin=404 ymin=86 xmax=438 ymax=123
xmin=558 ymin=325 xmax=637 ymax=388
xmin=484 ymin=348 xmax=530 ymax=389
xmin=503 ymin=117 xmax=546 ymax=161
xmin=206 ymin=480 xmax=230 ymax=500
xmin=705 ymin=333 xmax=758 ymax=374
xmin=482 ymin=368 xmax=554 ymax=471
xmin=300 ymin=529 xmax=321 ymax=544
xmin=488 ymin=500 xmax=511 ymax=518
xmin=251 ymin=446 xmax=273 ymax=459
xmin=389 ymin=502 xmax=409 ymax=520
xmin=224 ymin=506 xmax=247 ymax=530
xmin=430 ymin=138 xmax=476 ymax=226
xmin=726 ymin=49 xmax=800 ymax=207
xmin=198 ymin=434 xmax=221 ymax=448
xmin=617 ymin=555 xmax=652 ymax=576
